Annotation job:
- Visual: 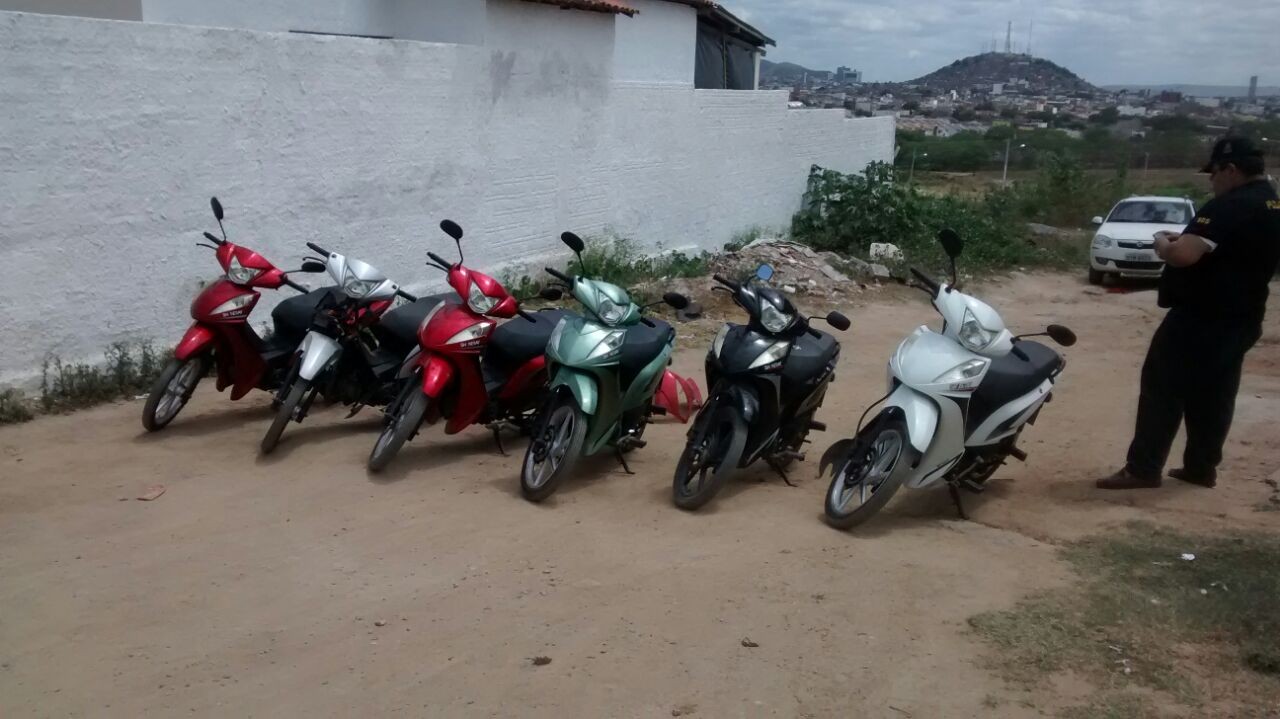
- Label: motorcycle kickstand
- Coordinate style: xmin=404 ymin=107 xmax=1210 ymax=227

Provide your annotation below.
xmin=615 ymin=447 xmax=634 ymax=475
xmin=947 ymin=483 xmax=968 ymax=520
xmin=766 ymin=459 xmax=796 ymax=487
xmin=492 ymin=426 xmax=506 ymax=456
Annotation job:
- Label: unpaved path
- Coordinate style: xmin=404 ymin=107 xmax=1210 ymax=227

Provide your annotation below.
xmin=2 ymin=272 xmax=1277 ymax=717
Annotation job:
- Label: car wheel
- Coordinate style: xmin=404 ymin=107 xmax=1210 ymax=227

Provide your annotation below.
xmin=1087 ymin=268 xmax=1104 ymax=285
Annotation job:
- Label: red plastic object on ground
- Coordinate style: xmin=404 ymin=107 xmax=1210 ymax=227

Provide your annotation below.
xmin=653 ymin=369 xmax=703 ymax=423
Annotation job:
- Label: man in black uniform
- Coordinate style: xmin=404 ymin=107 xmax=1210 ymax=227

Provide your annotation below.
xmin=1099 ymin=137 xmax=1280 ymax=489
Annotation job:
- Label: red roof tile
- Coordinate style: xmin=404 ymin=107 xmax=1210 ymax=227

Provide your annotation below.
xmin=518 ymin=0 xmax=638 ymax=16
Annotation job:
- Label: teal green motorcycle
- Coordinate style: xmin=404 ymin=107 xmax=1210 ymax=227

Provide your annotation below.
xmin=520 ymin=231 xmax=691 ymax=502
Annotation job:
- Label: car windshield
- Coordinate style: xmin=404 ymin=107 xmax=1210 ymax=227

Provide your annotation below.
xmin=1106 ymin=201 xmax=1192 ymax=224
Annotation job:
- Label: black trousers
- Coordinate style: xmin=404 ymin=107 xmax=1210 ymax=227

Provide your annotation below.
xmin=1125 ymin=308 xmax=1262 ymax=479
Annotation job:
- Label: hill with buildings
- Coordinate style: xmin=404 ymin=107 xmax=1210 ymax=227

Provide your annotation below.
xmin=760 ymin=59 xmax=828 ymax=84
xmin=908 ymin=52 xmax=1100 ymax=96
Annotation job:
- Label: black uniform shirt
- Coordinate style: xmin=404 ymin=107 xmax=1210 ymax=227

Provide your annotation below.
xmin=1158 ymin=179 xmax=1280 ymax=323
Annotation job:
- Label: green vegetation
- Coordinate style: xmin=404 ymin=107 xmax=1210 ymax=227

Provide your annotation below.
xmin=791 ymin=161 xmax=1087 ymax=273
xmin=500 ymin=232 xmax=713 ymax=303
xmin=969 ymin=523 xmax=1280 ymax=713
xmin=39 ymin=341 xmax=167 ymax=414
xmin=0 ymin=388 xmax=34 ymax=424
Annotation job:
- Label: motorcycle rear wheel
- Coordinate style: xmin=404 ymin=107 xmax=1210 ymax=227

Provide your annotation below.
xmin=367 ymin=388 xmax=429 ymax=473
xmin=672 ymin=405 xmax=747 ymax=511
xmin=824 ymin=418 xmax=910 ymax=529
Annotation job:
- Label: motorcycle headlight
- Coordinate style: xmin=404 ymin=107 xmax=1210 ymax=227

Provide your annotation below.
xmin=226 ymin=256 xmax=262 ymax=285
xmin=446 ymin=321 xmax=493 ymax=345
xmin=712 ymin=324 xmax=730 ymax=358
xmin=209 ymin=293 xmax=255 ymax=316
xmin=1092 ymin=235 xmax=1114 ymax=249
xmin=760 ymin=302 xmax=794 ymax=334
xmin=748 ymin=339 xmax=791 ymax=369
xmin=958 ymin=308 xmax=995 ymax=352
xmin=597 ymin=297 xmax=624 ymax=326
xmin=467 ymin=280 xmax=498 ymax=315
xmin=587 ymin=328 xmax=627 ymax=360
xmin=342 ymin=268 xmax=379 ymax=298
xmin=934 ymin=358 xmax=988 ymax=384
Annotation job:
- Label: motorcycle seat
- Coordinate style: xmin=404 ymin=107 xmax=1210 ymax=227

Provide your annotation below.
xmin=374 ymin=293 xmax=458 ymax=354
xmin=781 ymin=328 xmax=839 ymax=383
xmin=973 ymin=340 xmax=1062 ymax=406
xmin=619 ymin=319 xmax=674 ymax=386
xmin=486 ymin=309 xmax=571 ymax=374
xmin=270 ymin=287 xmax=333 ymax=348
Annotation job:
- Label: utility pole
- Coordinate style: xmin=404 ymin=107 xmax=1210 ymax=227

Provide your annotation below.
xmin=1005 ymin=21 xmax=1012 ymax=54
xmin=1002 ymin=140 xmax=1026 ymax=185
xmin=1143 ymin=152 xmax=1151 ymax=184
xmin=908 ymin=148 xmax=926 ymax=184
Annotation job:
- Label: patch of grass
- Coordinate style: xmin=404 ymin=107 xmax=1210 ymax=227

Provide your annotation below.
xmin=564 ymin=233 xmax=711 ymax=302
xmin=969 ymin=523 xmax=1280 ymax=712
xmin=0 ymin=388 xmax=35 ymax=424
xmin=39 ymin=341 xmax=167 ymax=414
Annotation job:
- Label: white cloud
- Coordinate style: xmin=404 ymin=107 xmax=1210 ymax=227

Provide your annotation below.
xmin=734 ymin=0 xmax=1280 ymax=86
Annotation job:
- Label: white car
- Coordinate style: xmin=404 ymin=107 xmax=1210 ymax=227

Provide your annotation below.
xmin=1088 ymin=196 xmax=1196 ymax=285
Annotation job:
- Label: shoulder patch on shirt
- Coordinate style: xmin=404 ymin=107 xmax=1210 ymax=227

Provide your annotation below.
xmin=1266 ymin=199 xmax=1280 ymax=210
xmin=1195 ymin=216 xmax=1211 ymax=225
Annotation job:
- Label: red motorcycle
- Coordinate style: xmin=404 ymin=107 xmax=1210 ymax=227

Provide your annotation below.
xmin=366 ymin=220 xmax=570 ymax=471
xmin=142 ymin=197 xmax=328 ymax=431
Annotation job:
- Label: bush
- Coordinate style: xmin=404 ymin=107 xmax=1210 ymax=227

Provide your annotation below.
xmin=791 ymin=162 xmax=1083 ymax=274
xmin=502 ymin=233 xmax=713 ymax=303
xmin=40 ymin=341 xmax=167 ymax=413
xmin=0 ymin=388 xmax=34 ymax=424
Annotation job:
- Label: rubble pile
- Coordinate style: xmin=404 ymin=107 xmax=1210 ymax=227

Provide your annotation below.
xmin=708 ymin=238 xmax=891 ymax=298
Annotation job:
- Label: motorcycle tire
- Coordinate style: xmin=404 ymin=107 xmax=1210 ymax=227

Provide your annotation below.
xmin=261 ymin=380 xmax=308 ymax=455
xmin=367 ymin=389 xmax=429 ymax=473
xmin=672 ymin=405 xmax=747 ymax=511
xmin=520 ymin=394 xmax=587 ymax=503
xmin=141 ymin=355 xmax=208 ymax=432
xmin=824 ymin=417 xmax=911 ymax=530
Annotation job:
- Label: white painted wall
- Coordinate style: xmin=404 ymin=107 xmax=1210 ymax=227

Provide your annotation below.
xmin=140 ymin=0 xmax=485 ymax=43
xmin=0 ymin=10 xmax=893 ymax=386
xmin=613 ymin=0 xmax=695 ymax=85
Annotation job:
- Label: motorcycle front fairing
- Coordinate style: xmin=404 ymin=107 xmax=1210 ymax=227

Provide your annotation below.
xmin=705 ymin=324 xmax=790 ymax=464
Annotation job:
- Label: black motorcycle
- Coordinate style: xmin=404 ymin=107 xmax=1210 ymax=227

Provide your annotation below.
xmin=672 ymin=265 xmax=850 ymax=510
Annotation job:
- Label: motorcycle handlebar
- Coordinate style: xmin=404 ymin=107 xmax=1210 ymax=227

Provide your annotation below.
xmin=640 ymin=317 xmax=655 ymax=328
xmin=396 ymin=289 xmax=418 ymax=303
xmin=909 ymin=267 xmax=940 ymax=294
xmin=202 ymin=231 xmax=225 ymax=246
xmin=306 ymin=241 xmax=330 ymax=257
xmin=518 ymin=309 xmax=537 ymax=323
xmin=1010 ymin=344 xmax=1029 ymax=362
xmin=427 ymin=251 xmax=452 ymax=270
xmin=282 ymin=278 xmax=307 ymax=293
xmin=712 ymin=273 xmax=739 ymax=290
xmin=545 ymin=267 xmax=572 ymax=283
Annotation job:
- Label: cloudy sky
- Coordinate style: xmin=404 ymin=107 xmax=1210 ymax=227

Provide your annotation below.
xmin=728 ymin=0 xmax=1279 ymax=87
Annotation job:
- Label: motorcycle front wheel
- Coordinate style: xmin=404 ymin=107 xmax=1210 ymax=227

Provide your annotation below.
xmin=367 ymin=387 xmax=429 ymax=473
xmin=261 ymin=380 xmax=308 ymax=455
xmin=672 ymin=405 xmax=747 ymax=511
xmin=141 ymin=355 xmax=208 ymax=432
xmin=823 ymin=417 xmax=910 ymax=529
xmin=520 ymin=394 xmax=587 ymax=503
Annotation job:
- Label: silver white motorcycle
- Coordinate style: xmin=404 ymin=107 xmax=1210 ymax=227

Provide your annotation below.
xmin=821 ymin=230 xmax=1077 ymax=529
xmin=260 ymin=240 xmax=427 ymax=454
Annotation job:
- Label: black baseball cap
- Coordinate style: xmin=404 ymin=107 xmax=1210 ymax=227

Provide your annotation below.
xmin=1200 ymin=136 xmax=1264 ymax=173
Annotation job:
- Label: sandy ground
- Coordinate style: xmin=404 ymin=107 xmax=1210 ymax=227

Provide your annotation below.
xmin=2 ymin=272 xmax=1277 ymax=718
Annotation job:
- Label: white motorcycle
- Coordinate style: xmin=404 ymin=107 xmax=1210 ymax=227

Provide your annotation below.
xmin=821 ymin=230 xmax=1077 ymax=529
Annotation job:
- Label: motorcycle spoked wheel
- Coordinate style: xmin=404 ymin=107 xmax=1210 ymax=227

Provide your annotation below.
xmin=671 ymin=405 xmax=747 ymax=511
xmin=823 ymin=417 xmax=910 ymax=529
xmin=141 ymin=354 xmax=210 ymax=432
xmin=260 ymin=379 xmax=311 ymax=455
xmin=520 ymin=394 xmax=587 ymax=503
xmin=367 ymin=380 xmax=430 ymax=473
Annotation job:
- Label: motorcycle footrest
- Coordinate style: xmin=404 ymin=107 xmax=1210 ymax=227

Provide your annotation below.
xmin=808 ymin=420 xmax=827 ymax=432
xmin=960 ymin=478 xmax=986 ymax=493
xmin=617 ymin=436 xmax=647 ymax=450
xmin=649 ymin=405 xmax=668 ymax=416
xmin=772 ymin=449 xmax=805 ymax=463
xmin=1009 ymin=447 xmax=1028 ymax=462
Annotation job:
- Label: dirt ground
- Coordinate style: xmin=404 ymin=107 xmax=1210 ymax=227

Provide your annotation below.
xmin=2 ymin=272 xmax=1277 ymax=718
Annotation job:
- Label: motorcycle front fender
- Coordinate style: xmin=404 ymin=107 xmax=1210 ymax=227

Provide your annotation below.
xmin=717 ymin=382 xmax=761 ymax=425
xmin=297 ymin=332 xmax=342 ymax=381
xmin=419 ymin=353 xmax=456 ymax=399
xmin=884 ymin=383 xmax=939 ymax=456
xmin=174 ymin=323 xmax=217 ymax=361
xmin=549 ymin=367 xmax=598 ymax=416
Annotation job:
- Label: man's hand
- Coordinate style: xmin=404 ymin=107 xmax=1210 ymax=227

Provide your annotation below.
xmin=1153 ymin=232 xmax=1175 ymax=258
xmin=1154 ymin=232 xmax=1213 ymax=267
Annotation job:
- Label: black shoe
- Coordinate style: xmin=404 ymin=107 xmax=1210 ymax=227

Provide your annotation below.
xmin=1096 ymin=468 xmax=1162 ymax=490
xmin=1169 ymin=467 xmax=1216 ymax=488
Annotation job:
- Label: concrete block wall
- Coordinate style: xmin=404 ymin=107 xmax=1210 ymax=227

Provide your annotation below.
xmin=0 ymin=10 xmax=893 ymax=386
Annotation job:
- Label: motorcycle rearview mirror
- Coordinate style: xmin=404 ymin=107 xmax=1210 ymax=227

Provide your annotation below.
xmin=538 ymin=286 xmax=563 ymax=301
xmin=210 ymin=197 xmax=227 ymax=240
xmin=825 ymin=311 xmax=851 ymax=331
xmin=300 ymin=260 xmax=327 ymax=273
xmin=439 ymin=219 xmax=464 ymax=262
xmin=938 ymin=228 xmax=963 ymax=259
xmin=755 ymin=263 xmax=774 ymax=282
xmin=1047 ymin=324 xmax=1077 ymax=347
xmin=560 ymin=231 xmax=588 ymax=274
xmin=662 ymin=292 xmax=690 ymax=310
